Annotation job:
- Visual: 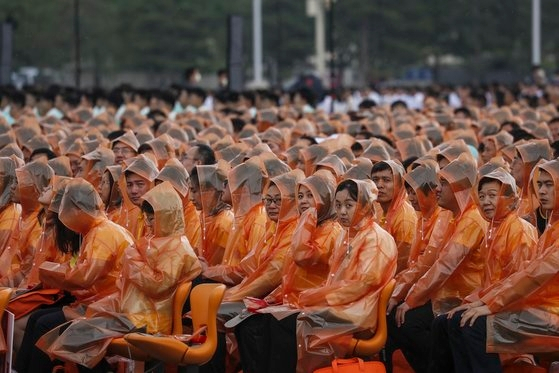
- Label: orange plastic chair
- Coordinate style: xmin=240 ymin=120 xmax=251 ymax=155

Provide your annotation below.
xmin=0 ymin=287 xmax=12 ymax=320
xmin=124 ymin=283 xmax=226 ymax=366
xmin=349 ymin=279 xmax=395 ymax=357
xmin=107 ymin=281 xmax=193 ymax=360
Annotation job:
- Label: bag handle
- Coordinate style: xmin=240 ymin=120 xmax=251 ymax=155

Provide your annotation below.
xmin=332 ymin=358 xmax=365 ymax=372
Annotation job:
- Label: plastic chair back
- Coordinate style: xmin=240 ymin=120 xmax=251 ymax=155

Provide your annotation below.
xmin=171 ymin=282 xmax=192 ymax=335
xmin=350 ymin=279 xmax=395 ymax=357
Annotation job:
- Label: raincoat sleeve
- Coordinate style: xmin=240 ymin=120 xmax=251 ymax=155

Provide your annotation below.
xmin=291 ymin=208 xmax=331 ymax=266
xmin=404 ymin=213 xmax=485 ymax=309
xmin=391 ymin=205 xmax=417 ymax=273
xmin=40 ymin=228 xmax=128 ymax=291
xmin=480 ymin=243 xmax=559 ymax=313
xmin=204 ymin=210 xmax=233 ymax=266
xmin=0 ymin=204 xmax=19 ymax=257
xmin=122 ymin=239 xmax=202 ymax=298
xmin=392 ymin=214 xmax=450 ymax=302
xmin=298 ymin=229 xmax=396 ymax=307
xmin=223 ymin=222 xmax=295 ymax=302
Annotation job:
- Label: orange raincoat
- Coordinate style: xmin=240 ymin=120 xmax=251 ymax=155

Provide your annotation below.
xmin=404 ymin=154 xmax=488 ymax=315
xmin=0 ymin=160 xmax=53 ymax=281
xmin=223 ymin=169 xmax=304 ymax=302
xmin=295 ymin=179 xmax=397 ymax=372
xmin=373 ymin=160 xmax=417 ymax=273
xmin=116 ymin=155 xmax=158 ymax=240
xmin=0 ymin=157 xmax=21 ymax=260
xmin=156 ymin=158 xmax=201 ymax=249
xmin=195 ymin=164 xmax=234 ymax=266
xmin=39 ymin=178 xmax=135 ymax=304
xmin=391 ymin=160 xmax=452 ymax=303
xmin=218 ymin=161 xmax=267 ymax=266
xmin=37 ymin=182 xmax=201 ymax=368
xmin=479 ymin=159 xmax=559 ymax=353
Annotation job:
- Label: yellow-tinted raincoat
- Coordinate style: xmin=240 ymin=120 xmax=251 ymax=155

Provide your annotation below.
xmin=39 ymin=178 xmax=135 ymax=304
xmin=156 ymin=158 xmax=201 ymax=249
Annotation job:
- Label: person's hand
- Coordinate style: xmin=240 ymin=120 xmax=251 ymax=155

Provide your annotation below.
xmin=395 ymin=302 xmax=411 ymax=327
xmin=386 ymin=298 xmax=398 ymax=315
xmin=460 ymin=305 xmax=491 ymax=327
xmin=447 ymin=300 xmax=483 ymax=319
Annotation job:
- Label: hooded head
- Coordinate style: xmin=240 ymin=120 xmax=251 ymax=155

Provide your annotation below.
xmin=299 ymin=144 xmax=329 ymax=176
xmin=316 ymin=154 xmax=347 ymax=182
xmin=59 ymin=178 xmax=105 ymax=235
xmin=403 ymin=159 xmax=439 ymax=216
xmin=0 ymin=156 xmax=19 ymax=209
xmin=335 ymin=178 xmax=378 ymax=233
xmin=297 ymin=170 xmax=336 ymax=224
xmin=532 ymin=159 xmax=559 ymax=215
xmin=82 ymin=147 xmax=115 ymax=188
xmin=371 ymin=160 xmax=407 ymax=213
xmin=473 ymin=168 xmax=518 ymax=223
xmin=15 ymin=160 xmax=54 ymax=213
xmin=264 ymin=169 xmax=305 ymax=224
xmin=343 ymin=158 xmax=373 ymax=181
xmin=100 ymin=165 xmax=123 ymax=209
xmin=228 ymin=161 xmax=265 ymax=217
xmin=124 ymin=155 xmax=159 ymax=206
xmin=156 ymin=158 xmax=190 ymax=198
xmin=437 ymin=153 xmax=477 ymax=215
xmin=48 ymin=156 xmax=73 ymax=177
xmin=512 ymin=139 xmax=552 ymax=191
xmin=111 ymin=130 xmax=140 ymax=165
xmin=190 ymin=164 xmax=229 ymax=216
xmin=141 ymin=181 xmax=185 ymax=237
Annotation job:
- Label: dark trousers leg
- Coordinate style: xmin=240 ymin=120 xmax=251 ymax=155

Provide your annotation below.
xmin=384 ymin=304 xmax=402 ymax=373
xmin=428 ymin=314 xmax=454 ymax=373
xmin=199 ymin=331 xmax=226 ymax=373
xmin=386 ymin=301 xmax=433 ymax=373
xmin=20 ymin=309 xmax=67 ymax=373
xmin=235 ymin=314 xmax=272 ymax=373
xmin=267 ymin=313 xmax=298 ymax=373
xmin=448 ymin=312 xmax=502 ymax=373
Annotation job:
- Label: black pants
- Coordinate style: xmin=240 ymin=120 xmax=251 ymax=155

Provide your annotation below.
xmin=236 ymin=313 xmax=299 ymax=373
xmin=15 ymin=307 xmax=67 ymax=373
xmin=447 ymin=311 xmax=502 ymax=373
xmin=384 ymin=301 xmax=433 ymax=373
xmin=428 ymin=313 xmax=455 ymax=373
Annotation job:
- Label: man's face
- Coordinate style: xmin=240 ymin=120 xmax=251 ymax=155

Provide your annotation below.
xmin=189 ymin=181 xmax=203 ymax=211
xmin=511 ymin=152 xmax=524 ymax=187
xmin=537 ymin=170 xmax=555 ymax=211
xmin=126 ymin=173 xmax=150 ymax=206
xmin=181 ymin=147 xmax=199 ymax=173
xmin=113 ymin=142 xmax=136 ymax=165
xmin=436 ymin=176 xmax=456 ymax=211
xmin=549 ymin=121 xmax=559 ymax=142
xmin=372 ymin=169 xmax=395 ymax=205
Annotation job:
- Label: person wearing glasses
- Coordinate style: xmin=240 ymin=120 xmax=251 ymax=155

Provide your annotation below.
xmin=110 ymin=130 xmax=139 ymax=166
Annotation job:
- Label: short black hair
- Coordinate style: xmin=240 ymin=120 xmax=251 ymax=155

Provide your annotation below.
xmin=141 ymin=200 xmax=154 ymax=214
xmin=189 ymin=87 xmax=207 ymax=101
xmin=358 ymin=99 xmax=377 ymax=110
xmin=390 ymin=100 xmax=407 ymax=111
xmin=454 ymin=107 xmax=472 ymax=118
xmin=300 ymin=135 xmax=318 ymax=145
xmin=371 ymin=161 xmax=392 ymax=175
xmin=335 ymin=179 xmax=358 ymax=201
xmin=195 ymin=143 xmax=216 ymax=165
xmin=30 ymin=148 xmax=57 ymax=160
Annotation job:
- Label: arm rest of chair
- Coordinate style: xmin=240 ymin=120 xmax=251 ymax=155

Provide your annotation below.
xmin=124 ymin=333 xmax=190 ymax=365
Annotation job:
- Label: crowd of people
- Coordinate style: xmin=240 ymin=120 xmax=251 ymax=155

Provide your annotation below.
xmin=0 ymin=78 xmax=558 ymax=373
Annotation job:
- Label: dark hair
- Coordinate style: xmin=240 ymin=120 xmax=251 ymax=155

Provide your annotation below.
xmin=10 ymin=91 xmax=25 ymax=108
xmin=509 ymin=128 xmax=535 ymax=142
xmin=184 ymin=67 xmax=198 ymax=81
xmin=402 ymin=156 xmax=419 ymax=170
xmin=478 ymin=176 xmax=502 ymax=192
xmin=358 ymin=99 xmax=377 ymax=110
xmin=371 ymin=161 xmax=392 ymax=175
xmin=189 ymin=167 xmax=199 ymax=190
xmin=300 ymin=135 xmax=318 ymax=145
xmin=138 ymin=143 xmax=153 ymax=154
xmin=390 ymin=100 xmax=407 ymax=111
xmin=189 ymin=87 xmax=207 ymax=101
xmin=195 ymin=143 xmax=216 ymax=165
xmin=30 ymin=148 xmax=56 ymax=161
xmin=453 ymin=107 xmax=472 ymax=118
xmin=231 ymin=118 xmax=246 ymax=133
xmin=500 ymin=120 xmax=520 ymax=132
xmin=53 ymin=212 xmax=81 ymax=255
xmin=551 ymin=140 xmax=559 ymax=158
xmin=141 ymin=200 xmax=154 ymax=214
xmin=108 ymin=130 xmax=126 ymax=142
xmin=335 ymin=179 xmax=358 ymax=201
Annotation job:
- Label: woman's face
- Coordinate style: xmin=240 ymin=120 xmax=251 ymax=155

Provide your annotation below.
xmin=297 ymin=185 xmax=316 ymax=214
xmin=335 ymin=189 xmax=357 ymax=228
xmin=99 ymin=172 xmax=112 ymax=205
xmin=264 ymin=185 xmax=281 ymax=222
xmin=480 ymin=139 xmax=497 ymax=163
xmin=478 ymin=180 xmax=501 ymax=220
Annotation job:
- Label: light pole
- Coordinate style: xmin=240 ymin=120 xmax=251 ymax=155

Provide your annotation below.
xmin=253 ymin=0 xmax=264 ymax=85
xmin=532 ymin=0 xmax=541 ymax=66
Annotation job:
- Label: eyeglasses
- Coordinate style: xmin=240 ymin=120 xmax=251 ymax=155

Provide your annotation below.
xmin=113 ymin=147 xmax=135 ymax=155
xmin=263 ymin=197 xmax=281 ymax=206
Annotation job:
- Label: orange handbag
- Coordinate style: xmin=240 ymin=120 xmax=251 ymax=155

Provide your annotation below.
xmin=314 ymin=358 xmax=386 ymax=373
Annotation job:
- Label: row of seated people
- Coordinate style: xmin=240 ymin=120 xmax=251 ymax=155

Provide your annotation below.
xmin=0 ymin=105 xmax=558 ymax=373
